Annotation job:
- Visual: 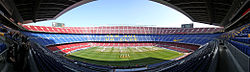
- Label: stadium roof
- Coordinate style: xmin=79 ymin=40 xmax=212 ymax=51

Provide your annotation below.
xmin=13 ymin=0 xmax=94 ymax=24
xmin=153 ymin=0 xmax=236 ymax=26
xmin=2 ymin=0 xmax=248 ymax=28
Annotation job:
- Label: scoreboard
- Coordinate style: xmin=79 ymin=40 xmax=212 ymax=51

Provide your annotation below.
xmin=52 ymin=22 xmax=65 ymax=27
xmin=181 ymin=23 xmax=193 ymax=28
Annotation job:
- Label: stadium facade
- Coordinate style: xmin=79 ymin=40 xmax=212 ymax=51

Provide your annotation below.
xmin=0 ymin=0 xmax=249 ymax=72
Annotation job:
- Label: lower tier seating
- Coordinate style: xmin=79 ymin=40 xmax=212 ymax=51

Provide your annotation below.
xmin=156 ymin=45 xmax=190 ymax=53
xmin=157 ymin=42 xmax=200 ymax=50
xmin=31 ymin=43 xmax=109 ymax=72
xmin=151 ymin=41 xmax=217 ymax=72
xmin=47 ymin=43 xmax=91 ymax=54
xmin=47 ymin=42 xmax=199 ymax=54
xmin=91 ymin=43 xmax=155 ymax=47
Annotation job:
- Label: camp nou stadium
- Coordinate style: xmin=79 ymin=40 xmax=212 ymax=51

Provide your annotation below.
xmin=0 ymin=0 xmax=249 ymax=72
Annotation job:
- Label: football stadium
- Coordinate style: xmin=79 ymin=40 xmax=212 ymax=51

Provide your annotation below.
xmin=0 ymin=0 xmax=249 ymax=72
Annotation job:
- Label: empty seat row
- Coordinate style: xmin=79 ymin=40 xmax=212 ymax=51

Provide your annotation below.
xmin=0 ymin=42 xmax=6 ymax=53
xmin=228 ymin=40 xmax=250 ymax=56
xmin=221 ymin=23 xmax=250 ymax=56
xmin=232 ymin=37 xmax=250 ymax=44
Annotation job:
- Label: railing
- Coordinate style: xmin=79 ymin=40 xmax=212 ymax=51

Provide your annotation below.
xmin=224 ymin=40 xmax=250 ymax=72
xmin=208 ymin=39 xmax=219 ymax=72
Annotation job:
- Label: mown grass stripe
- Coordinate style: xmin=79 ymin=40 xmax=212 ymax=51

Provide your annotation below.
xmin=67 ymin=46 xmax=184 ymax=66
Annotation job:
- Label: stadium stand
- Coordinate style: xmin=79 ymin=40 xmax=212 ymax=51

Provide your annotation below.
xmin=166 ymin=43 xmax=215 ymax=71
xmin=47 ymin=43 xmax=91 ymax=54
xmin=0 ymin=24 xmax=32 ymax=71
xmin=22 ymin=25 xmax=223 ymax=34
xmin=13 ymin=25 xmax=221 ymax=71
xmin=0 ymin=24 xmax=219 ymax=71
xmin=46 ymin=42 xmax=196 ymax=54
xmin=144 ymin=40 xmax=219 ymax=72
xmin=0 ymin=28 xmax=7 ymax=53
xmin=232 ymin=37 xmax=250 ymax=44
xmin=0 ymin=0 xmax=249 ymax=71
xmin=228 ymin=40 xmax=250 ymax=56
xmin=221 ymin=23 xmax=250 ymax=56
xmin=30 ymin=43 xmax=110 ymax=72
xmin=156 ymin=44 xmax=190 ymax=53
xmin=90 ymin=43 xmax=155 ymax=47
xmin=32 ymin=40 xmax=218 ymax=72
xmin=0 ymin=42 xmax=6 ymax=53
xmin=21 ymin=31 xmax=221 ymax=46
xmin=0 ymin=25 xmax=111 ymax=71
xmin=156 ymin=42 xmax=200 ymax=50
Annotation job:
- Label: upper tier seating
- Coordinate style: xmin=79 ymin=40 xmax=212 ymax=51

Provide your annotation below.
xmin=21 ymin=32 xmax=221 ymax=46
xmin=221 ymin=23 xmax=250 ymax=38
xmin=230 ymin=24 xmax=250 ymax=44
xmin=22 ymin=25 xmax=223 ymax=34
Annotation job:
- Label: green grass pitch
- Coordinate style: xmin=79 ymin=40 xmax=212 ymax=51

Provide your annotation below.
xmin=66 ymin=46 xmax=183 ymax=66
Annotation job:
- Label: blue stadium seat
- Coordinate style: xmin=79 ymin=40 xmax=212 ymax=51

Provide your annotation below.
xmin=232 ymin=37 xmax=250 ymax=44
xmin=229 ymin=40 xmax=250 ymax=56
xmin=23 ymin=31 xmax=220 ymax=46
xmin=0 ymin=42 xmax=6 ymax=53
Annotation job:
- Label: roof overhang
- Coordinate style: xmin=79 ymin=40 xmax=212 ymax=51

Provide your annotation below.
xmin=14 ymin=0 xmax=95 ymax=24
xmin=151 ymin=0 xmax=235 ymax=26
xmin=11 ymin=0 xmax=248 ymax=28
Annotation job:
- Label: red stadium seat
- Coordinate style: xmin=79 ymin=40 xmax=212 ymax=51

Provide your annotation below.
xmin=22 ymin=25 xmax=223 ymax=34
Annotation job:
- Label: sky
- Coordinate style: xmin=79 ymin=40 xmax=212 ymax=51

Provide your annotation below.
xmin=28 ymin=0 xmax=220 ymax=28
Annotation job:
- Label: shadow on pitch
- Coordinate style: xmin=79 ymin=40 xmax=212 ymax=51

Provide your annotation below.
xmin=66 ymin=55 xmax=170 ymax=67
